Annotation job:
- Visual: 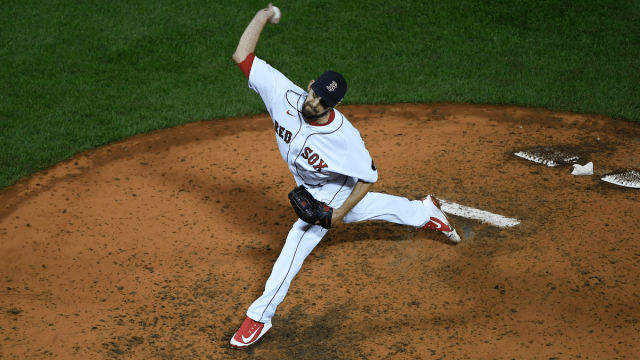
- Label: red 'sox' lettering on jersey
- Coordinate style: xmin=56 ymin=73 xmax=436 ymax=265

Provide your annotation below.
xmin=301 ymin=147 xmax=312 ymax=159
xmin=301 ymin=147 xmax=329 ymax=172
xmin=313 ymin=160 xmax=328 ymax=171
xmin=308 ymin=154 xmax=319 ymax=165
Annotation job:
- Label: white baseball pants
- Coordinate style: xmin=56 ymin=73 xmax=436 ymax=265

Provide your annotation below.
xmin=246 ymin=192 xmax=432 ymax=323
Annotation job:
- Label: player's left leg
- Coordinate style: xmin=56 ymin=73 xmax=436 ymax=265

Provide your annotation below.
xmin=343 ymin=192 xmax=460 ymax=242
xmin=231 ymin=219 xmax=328 ymax=348
xmin=246 ymin=219 xmax=327 ymax=323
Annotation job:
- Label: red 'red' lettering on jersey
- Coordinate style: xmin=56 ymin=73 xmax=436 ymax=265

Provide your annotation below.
xmin=274 ymin=122 xmax=292 ymax=144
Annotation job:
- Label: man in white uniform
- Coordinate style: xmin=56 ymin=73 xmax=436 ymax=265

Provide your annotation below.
xmin=229 ymin=4 xmax=460 ymax=349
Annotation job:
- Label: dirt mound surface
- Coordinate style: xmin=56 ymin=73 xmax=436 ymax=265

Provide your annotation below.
xmin=1 ymin=103 xmax=639 ymax=359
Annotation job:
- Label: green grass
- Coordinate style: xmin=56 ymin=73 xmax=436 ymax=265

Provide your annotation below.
xmin=1 ymin=0 xmax=639 ymax=189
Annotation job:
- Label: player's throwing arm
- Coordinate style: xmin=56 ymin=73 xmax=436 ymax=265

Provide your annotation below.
xmin=232 ymin=3 xmax=280 ymax=64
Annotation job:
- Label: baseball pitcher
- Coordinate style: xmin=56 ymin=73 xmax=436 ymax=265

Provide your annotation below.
xmin=229 ymin=4 xmax=460 ymax=349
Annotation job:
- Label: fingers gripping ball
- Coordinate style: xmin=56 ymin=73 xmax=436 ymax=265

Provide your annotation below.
xmin=269 ymin=5 xmax=281 ymax=24
xmin=288 ymin=186 xmax=332 ymax=229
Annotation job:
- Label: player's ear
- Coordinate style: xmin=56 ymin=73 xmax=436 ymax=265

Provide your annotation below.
xmin=307 ymin=80 xmax=314 ymax=91
xmin=334 ymin=100 xmax=342 ymax=109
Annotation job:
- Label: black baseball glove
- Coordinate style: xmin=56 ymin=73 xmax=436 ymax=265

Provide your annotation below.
xmin=287 ymin=185 xmax=333 ymax=229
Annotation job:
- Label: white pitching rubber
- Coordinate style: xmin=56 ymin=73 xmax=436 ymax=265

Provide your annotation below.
xmin=440 ymin=200 xmax=520 ymax=228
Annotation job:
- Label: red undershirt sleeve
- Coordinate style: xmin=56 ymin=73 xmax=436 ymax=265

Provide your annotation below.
xmin=236 ymin=53 xmax=255 ymax=79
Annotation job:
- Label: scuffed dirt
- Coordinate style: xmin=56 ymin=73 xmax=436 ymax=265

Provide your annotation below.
xmin=1 ymin=103 xmax=639 ymax=359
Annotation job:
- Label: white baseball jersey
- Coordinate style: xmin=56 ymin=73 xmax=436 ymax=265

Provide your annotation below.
xmin=244 ymin=55 xmax=378 ymax=205
xmin=236 ymin=53 xmax=434 ymax=325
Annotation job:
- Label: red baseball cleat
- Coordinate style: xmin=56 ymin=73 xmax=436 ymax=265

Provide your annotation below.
xmin=421 ymin=195 xmax=461 ymax=243
xmin=230 ymin=316 xmax=272 ymax=349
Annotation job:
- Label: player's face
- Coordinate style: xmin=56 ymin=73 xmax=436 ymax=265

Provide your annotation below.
xmin=302 ymin=81 xmax=330 ymax=120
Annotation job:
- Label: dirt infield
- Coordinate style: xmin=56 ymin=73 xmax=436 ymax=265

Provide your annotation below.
xmin=1 ymin=103 xmax=639 ymax=360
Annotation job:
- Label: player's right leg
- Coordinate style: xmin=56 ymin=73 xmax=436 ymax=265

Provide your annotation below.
xmin=343 ymin=192 xmax=460 ymax=242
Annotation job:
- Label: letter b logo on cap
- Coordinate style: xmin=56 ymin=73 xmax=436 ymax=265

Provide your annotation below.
xmin=311 ymin=71 xmax=346 ymax=108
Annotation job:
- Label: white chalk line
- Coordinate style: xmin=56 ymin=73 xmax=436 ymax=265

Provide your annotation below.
xmin=440 ymin=200 xmax=520 ymax=228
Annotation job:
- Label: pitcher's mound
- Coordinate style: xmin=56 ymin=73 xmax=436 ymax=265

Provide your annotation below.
xmin=1 ymin=103 xmax=639 ymax=360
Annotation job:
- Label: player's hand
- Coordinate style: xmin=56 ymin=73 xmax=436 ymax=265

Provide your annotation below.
xmin=265 ymin=3 xmax=280 ymax=24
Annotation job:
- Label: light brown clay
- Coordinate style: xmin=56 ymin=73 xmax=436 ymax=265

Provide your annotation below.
xmin=1 ymin=103 xmax=639 ymax=359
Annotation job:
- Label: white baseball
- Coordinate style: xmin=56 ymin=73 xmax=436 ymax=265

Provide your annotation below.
xmin=271 ymin=6 xmax=281 ymax=24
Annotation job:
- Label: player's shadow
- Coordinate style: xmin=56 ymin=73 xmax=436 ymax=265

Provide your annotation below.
xmin=208 ymin=182 xmax=458 ymax=247
xmin=202 ymin=182 xmax=297 ymax=237
xmin=145 ymin=161 xmax=297 ymax=241
xmin=334 ymin=221 xmax=451 ymax=243
xmin=162 ymin=166 xmax=458 ymax=247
